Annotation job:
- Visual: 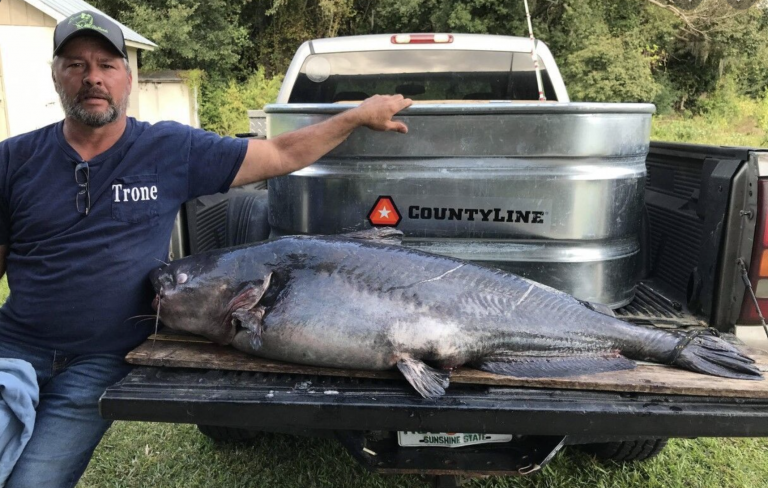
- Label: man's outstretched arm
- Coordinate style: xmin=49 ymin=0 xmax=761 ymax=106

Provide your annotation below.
xmin=231 ymin=95 xmax=412 ymax=187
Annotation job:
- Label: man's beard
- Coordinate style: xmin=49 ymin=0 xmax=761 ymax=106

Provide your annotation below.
xmin=54 ymin=80 xmax=129 ymax=127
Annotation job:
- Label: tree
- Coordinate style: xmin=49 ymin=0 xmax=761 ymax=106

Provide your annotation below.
xmin=89 ymin=0 xmax=251 ymax=78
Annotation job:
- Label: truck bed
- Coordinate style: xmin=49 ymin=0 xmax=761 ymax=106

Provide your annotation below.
xmin=101 ymin=142 xmax=768 ymax=447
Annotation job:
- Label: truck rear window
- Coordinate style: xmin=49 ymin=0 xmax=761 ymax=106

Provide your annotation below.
xmin=288 ymin=50 xmax=557 ymax=103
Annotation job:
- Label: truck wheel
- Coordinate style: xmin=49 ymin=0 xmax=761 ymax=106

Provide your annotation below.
xmin=578 ymin=438 xmax=668 ymax=462
xmin=431 ymin=475 xmax=464 ymax=488
xmin=196 ymin=425 xmax=261 ymax=442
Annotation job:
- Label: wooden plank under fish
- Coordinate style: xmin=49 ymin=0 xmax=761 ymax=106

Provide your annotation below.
xmin=126 ymin=332 xmax=768 ymax=400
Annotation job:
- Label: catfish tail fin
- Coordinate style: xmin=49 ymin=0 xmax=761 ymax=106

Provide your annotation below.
xmin=671 ymin=330 xmax=763 ymax=381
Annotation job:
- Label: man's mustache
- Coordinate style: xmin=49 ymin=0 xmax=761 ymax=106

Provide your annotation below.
xmin=75 ymin=89 xmax=113 ymax=104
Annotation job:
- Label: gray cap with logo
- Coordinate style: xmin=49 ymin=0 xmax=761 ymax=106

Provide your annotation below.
xmin=53 ymin=10 xmax=127 ymax=59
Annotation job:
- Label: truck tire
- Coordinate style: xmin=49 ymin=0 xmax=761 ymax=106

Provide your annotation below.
xmin=196 ymin=425 xmax=261 ymax=442
xmin=578 ymin=438 xmax=668 ymax=462
xmin=431 ymin=475 xmax=464 ymax=488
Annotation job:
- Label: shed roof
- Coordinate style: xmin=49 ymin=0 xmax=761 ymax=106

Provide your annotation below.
xmin=24 ymin=0 xmax=157 ymax=51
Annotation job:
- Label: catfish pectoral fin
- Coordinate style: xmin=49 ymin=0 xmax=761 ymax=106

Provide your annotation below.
xmin=232 ymin=307 xmax=266 ymax=350
xmin=473 ymin=353 xmax=636 ymax=379
xmin=227 ymin=273 xmax=272 ymax=351
xmin=671 ymin=333 xmax=763 ymax=381
xmin=228 ymin=272 xmax=274 ymax=311
xmin=396 ymin=358 xmax=451 ymax=399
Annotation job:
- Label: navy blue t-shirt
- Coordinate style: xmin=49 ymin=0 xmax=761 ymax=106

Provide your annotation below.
xmin=0 ymin=117 xmax=248 ymax=354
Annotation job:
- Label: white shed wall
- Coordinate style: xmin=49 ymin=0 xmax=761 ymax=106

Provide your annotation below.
xmin=127 ymin=46 xmax=139 ymax=119
xmin=138 ymin=80 xmax=198 ymax=127
xmin=0 ymin=25 xmax=60 ymax=136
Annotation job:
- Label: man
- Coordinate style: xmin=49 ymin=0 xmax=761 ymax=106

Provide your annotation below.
xmin=0 ymin=10 xmax=411 ymax=488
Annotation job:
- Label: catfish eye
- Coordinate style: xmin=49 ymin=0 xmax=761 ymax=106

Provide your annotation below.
xmin=177 ymin=273 xmax=188 ymax=285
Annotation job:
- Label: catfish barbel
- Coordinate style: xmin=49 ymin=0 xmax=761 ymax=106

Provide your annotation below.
xmin=150 ymin=229 xmax=762 ymax=398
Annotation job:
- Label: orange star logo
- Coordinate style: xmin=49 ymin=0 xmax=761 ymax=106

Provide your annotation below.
xmin=368 ymin=196 xmax=401 ymax=227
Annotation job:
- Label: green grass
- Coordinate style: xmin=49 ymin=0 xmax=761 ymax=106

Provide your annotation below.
xmin=79 ymin=423 xmax=768 ymax=488
xmin=652 ymin=111 xmax=768 ymax=148
xmin=652 ymin=80 xmax=768 ymax=148
xmin=0 ymin=276 xmax=8 ymax=303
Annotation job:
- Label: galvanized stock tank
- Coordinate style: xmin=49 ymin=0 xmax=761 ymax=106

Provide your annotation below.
xmin=265 ymin=103 xmax=654 ymax=308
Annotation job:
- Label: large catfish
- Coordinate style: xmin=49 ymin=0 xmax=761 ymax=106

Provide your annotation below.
xmin=150 ymin=229 xmax=762 ymax=398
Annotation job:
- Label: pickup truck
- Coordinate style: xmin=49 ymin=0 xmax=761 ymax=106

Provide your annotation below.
xmin=100 ymin=34 xmax=768 ymax=485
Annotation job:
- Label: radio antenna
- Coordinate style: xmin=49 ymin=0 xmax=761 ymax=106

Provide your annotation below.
xmin=523 ymin=0 xmax=546 ymax=101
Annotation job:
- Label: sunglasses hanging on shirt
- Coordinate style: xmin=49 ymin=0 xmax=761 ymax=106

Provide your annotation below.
xmin=75 ymin=161 xmax=90 ymax=216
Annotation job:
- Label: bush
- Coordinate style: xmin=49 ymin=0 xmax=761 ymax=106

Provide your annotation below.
xmin=563 ymin=36 xmax=660 ymax=103
xmin=653 ymin=74 xmax=679 ymax=116
xmin=697 ymin=77 xmax=742 ymax=122
xmin=198 ymin=69 xmax=284 ymax=136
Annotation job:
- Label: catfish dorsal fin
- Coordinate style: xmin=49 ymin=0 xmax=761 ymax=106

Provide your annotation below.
xmin=342 ymin=227 xmax=403 ymax=245
xmin=580 ymin=300 xmax=616 ymax=318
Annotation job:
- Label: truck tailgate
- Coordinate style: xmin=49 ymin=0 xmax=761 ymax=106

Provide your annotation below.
xmin=101 ymin=365 xmax=768 ymax=438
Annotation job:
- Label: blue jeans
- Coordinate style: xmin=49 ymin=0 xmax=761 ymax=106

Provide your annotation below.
xmin=0 ymin=337 xmax=132 ymax=488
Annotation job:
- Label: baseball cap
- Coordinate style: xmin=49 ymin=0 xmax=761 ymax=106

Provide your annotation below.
xmin=53 ymin=11 xmax=127 ymax=59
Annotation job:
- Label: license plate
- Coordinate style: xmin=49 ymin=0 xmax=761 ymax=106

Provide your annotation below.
xmin=397 ymin=431 xmax=513 ymax=448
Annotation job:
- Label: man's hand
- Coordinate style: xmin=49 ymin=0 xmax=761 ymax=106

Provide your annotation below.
xmin=352 ymin=95 xmax=412 ymax=133
xmin=232 ymin=94 xmax=412 ymax=187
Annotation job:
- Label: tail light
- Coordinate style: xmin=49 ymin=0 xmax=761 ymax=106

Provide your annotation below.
xmin=391 ymin=34 xmax=454 ymax=44
xmin=739 ymin=179 xmax=768 ymax=322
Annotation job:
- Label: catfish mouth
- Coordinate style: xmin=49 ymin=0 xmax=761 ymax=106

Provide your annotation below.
xmin=149 ymin=267 xmax=171 ymax=316
xmin=149 ymin=267 xmax=165 ymax=292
